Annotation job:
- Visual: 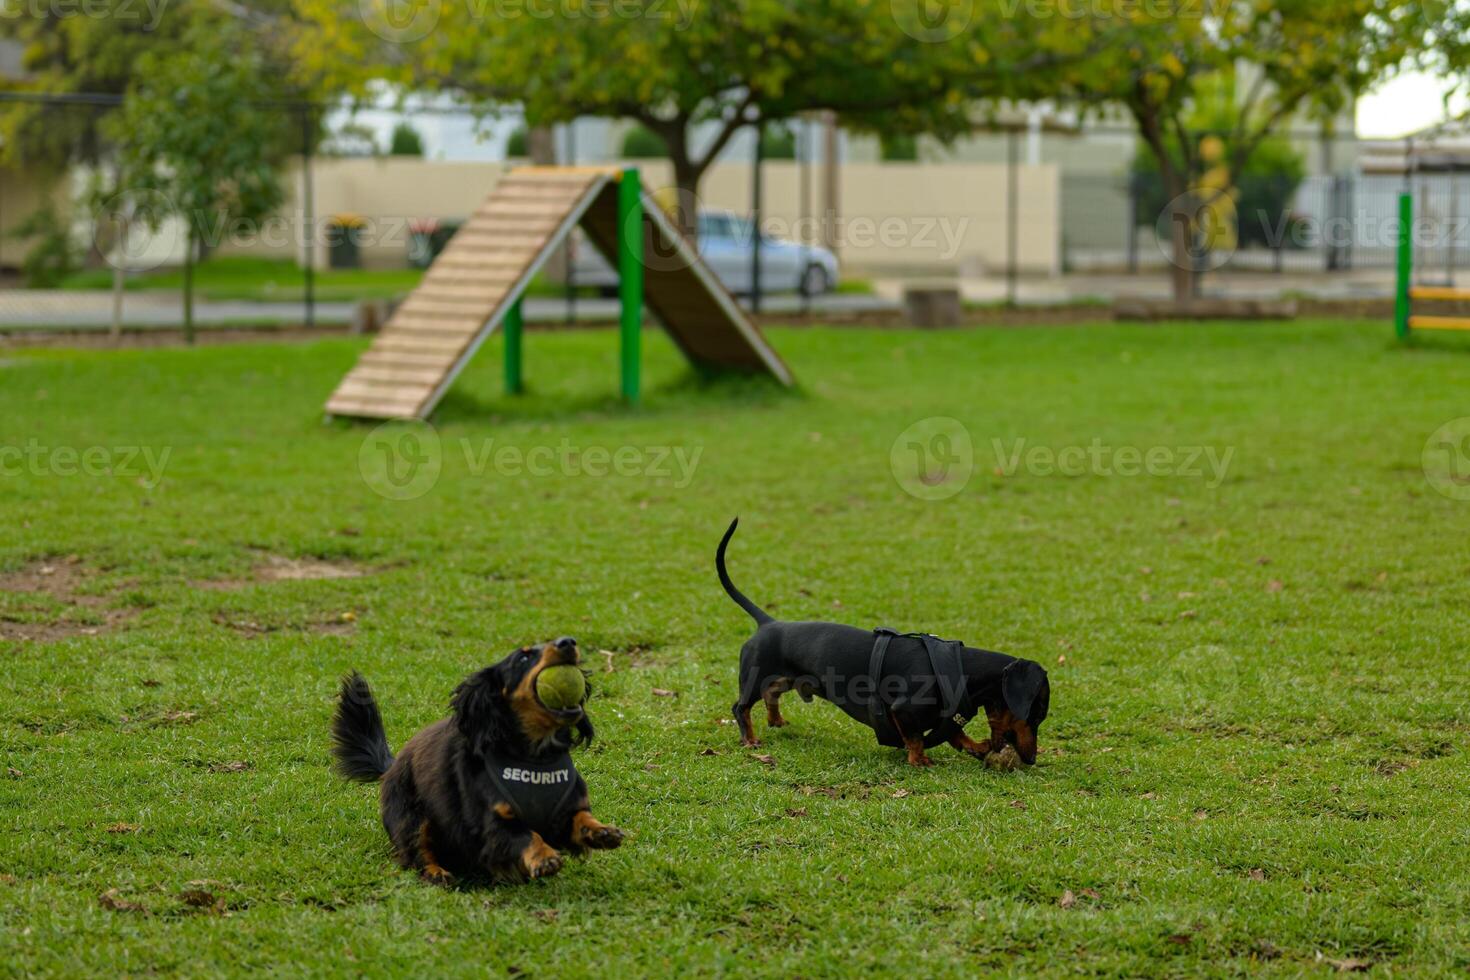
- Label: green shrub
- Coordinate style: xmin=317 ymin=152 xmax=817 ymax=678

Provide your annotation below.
xmin=389 ymin=122 xmax=424 ymax=157
xmin=621 ymin=125 xmax=666 ymax=159
xmin=11 ymin=204 xmax=80 ymax=288
xmin=505 ymin=126 xmax=528 ymax=158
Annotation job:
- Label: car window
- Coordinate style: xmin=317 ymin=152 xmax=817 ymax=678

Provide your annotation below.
xmin=700 ymin=214 xmax=733 ymax=240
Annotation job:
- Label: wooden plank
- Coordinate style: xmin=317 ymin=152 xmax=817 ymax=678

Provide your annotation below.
xmin=1409 ymin=314 xmax=1470 ymax=330
xmin=357 ymin=350 xmax=458 ymax=369
xmin=1409 ymin=286 xmax=1470 ymax=302
xmin=331 ymin=378 xmax=435 ymax=403
xmin=420 ymin=269 xmax=524 ymax=290
xmin=473 ymin=200 xmax=586 ymax=219
xmin=347 ymin=365 xmax=449 ymax=385
xmin=369 ymin=336 xmax=468 ymax=356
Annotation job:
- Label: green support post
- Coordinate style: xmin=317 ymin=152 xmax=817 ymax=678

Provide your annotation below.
xmin=618 ymin=168 xmax=643 ymax=403
xmin=504 ymin=298 xmax=524 ymax=394
xmin=1395 ymin=192 xmax=1412 ymax=339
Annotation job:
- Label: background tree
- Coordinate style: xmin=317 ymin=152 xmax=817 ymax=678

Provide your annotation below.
xmin=110 ymin=24 xmax=289 ymax=343
xmin=295 ymin=0 xmax=1083 ymax=237
xmin=1042 ymin=0 xmax=1432 ymax=301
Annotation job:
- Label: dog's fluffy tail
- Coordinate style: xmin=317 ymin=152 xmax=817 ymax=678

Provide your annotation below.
xmin=717 ymin=517 xmax=773 ymax=626
xmin=331 ymin=672 xmax=394 ymax=782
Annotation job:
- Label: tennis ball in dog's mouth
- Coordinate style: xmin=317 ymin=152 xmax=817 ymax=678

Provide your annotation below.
xmin=985 ymin=745 xmax=1023 ymax=772
xmin=535 ymin=665 xmax=586 ymax=710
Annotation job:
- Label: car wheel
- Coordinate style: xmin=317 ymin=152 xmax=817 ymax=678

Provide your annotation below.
xmin=799 ymin=264 xmax=830 ymax=297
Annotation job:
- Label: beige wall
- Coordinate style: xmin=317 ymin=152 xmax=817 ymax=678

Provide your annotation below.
xmin=222 ymin=156 xmax=1059 ymax=277
xmin=0 ymin=168 xmax=70 ymax=272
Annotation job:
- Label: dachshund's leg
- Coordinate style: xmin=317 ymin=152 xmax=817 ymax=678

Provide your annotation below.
xmin=892 ymin=713 xmax=934 ymax=767
xmin=762 ymin=677 xmax=793 ymax=728
xmin=416 ymin=820 xmax=454 ymax=886
xmin=949 ymin=731 xmax=992 ymax=760
xmin=483 ymin=803 xmax=563 ymax=881
xmin=569 ymin=810 xmax=625 ymax=851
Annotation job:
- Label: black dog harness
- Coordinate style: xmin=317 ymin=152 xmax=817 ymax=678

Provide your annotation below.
xmin=865 ymin=627 xmax=979 ymax=748
xmin=485 ymin=751 xmax=581 ymax=835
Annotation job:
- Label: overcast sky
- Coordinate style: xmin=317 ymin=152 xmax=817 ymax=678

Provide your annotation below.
xmin=1357 ymin=71 xmax=1466 ymax=137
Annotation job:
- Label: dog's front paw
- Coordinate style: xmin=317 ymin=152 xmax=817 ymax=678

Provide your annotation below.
xmin=521 ymin=837 xmax=563 ymax=879
xmin=420 ymin=865 xmax=454 ymax=887
xmin=525 ymin=851 xmax=562 ymax=879
xmin=585 ymin=824 xmax=625 ymax=850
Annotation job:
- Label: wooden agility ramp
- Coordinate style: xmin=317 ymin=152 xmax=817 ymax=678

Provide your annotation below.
xmin=325 ymin=167 xmax=792 ymax=420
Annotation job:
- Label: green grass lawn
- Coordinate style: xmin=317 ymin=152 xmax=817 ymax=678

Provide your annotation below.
xmin=2 ymin=320 xmax=1468 ymax=975
xmin=58 ymin=257 xmax=427 ymax=303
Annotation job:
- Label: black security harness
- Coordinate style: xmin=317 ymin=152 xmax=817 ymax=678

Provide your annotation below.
xmin=484 ymin=750 xmax=581 ymax=835
xmin=865 ymin=627 xmax=980 ymax=748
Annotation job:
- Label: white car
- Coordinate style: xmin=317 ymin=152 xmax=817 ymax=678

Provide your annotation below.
xmin=569 ymin=210 xmax=839 ymax=296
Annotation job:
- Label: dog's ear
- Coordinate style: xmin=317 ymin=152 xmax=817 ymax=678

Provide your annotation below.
xmin=450 ymin=664 xmax=508 ymax=756
xmin=1001 ymin=660 xmax=1048 ymax=726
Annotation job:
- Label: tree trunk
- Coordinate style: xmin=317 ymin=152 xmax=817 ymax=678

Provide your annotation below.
xmin=669 ymin=156 xmax=702 ymax=242
xmin=528 ymin=126 xmax=556 ymax=165
xmin=1169 ymin=197 xmax=1195 ymax=304
xmin=822 ymin=111 xmax=840 ymax=256
xmin=183 ymin=226 xmax=196 ymax=345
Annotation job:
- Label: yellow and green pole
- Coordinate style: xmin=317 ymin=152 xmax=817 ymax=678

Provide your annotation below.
xmin=618 ymin=168 xmax=643 ymax=403
xmin=1395 ymin=192 xmax=1412 ymax=339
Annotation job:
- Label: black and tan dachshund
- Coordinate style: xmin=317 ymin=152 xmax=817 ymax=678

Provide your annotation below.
xmin=717 ymin=519 xmax=1050 ymax=767
xmin=331 ymin=638 xmax=624 ymax=884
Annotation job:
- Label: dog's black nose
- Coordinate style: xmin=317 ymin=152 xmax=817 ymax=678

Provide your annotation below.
xmin=555 ymin=637 xmax=577 ymax=651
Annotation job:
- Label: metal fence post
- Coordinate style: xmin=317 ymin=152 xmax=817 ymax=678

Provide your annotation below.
xmin=1395 ymin=191 xmax=1412 ymax=338
xmin=751 ymin=119 xmax=764 ymax=314
xmin=301 ymin=105 xmax=315 ymax=330
xmin=618 ymin=167 xmax=643 ymax=403
xmin=1007 ymin=128 xmax=1019 ymax=306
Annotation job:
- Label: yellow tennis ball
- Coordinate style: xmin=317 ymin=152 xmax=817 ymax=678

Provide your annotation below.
xmin=535 ymin=665 xmax=587 ymax=710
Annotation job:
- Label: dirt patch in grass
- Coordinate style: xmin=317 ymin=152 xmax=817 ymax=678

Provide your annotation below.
xmin=199 ymin=553 xmax=368 ymax=590
xmin=211 ymin=610 xmax=358 ymax=638
xmin=0 ymin=557 xmax=134 ymax=641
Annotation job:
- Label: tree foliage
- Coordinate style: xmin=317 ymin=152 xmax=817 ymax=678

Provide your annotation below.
xmin=1036 ymin=0 xmax=1433 ymax=297
xmin=109 ymin=23 xmax=289 ymax=341
xmin=293 ymin=0 xmax=1083 ymax=233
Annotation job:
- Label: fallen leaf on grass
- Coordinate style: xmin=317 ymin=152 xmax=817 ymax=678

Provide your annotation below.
xmin=1267 ymin=580 xmax=1284 ymax=592
xmin=1080 ymin=888 xmax=1100 ymax=900
xmin=208 ymin=761 xmax=251 ymax=773
xmin=599 ymin=650 xmax=617 ymax=673
xmin=1058 ymin=890 xmax=1076 ymax=909
xmin=1140 ymin=792 xmax=1157 ymax=800
xmin=651 ymin=688 xmax=677 ymax=698
xmin=785 ymin=808 xmax=807 ymax=818
xmin=1320 ymin=954 xmax=1372 ymax=972
xmin=752 ymin=754 xmax=776 ymax=766
xmin=1178 ymin=610 xmax=1198 ymax=620
xmin=6 ymin=768 xmax=22 ymax=779
xmin=891 ymin=788 xmax=911 ymax=799
xmin=1248 ymin=868 xmax=1266 ymax=881
xmin=1009 ymin=799 xmax=1026 ymax=810
xmin=532 ymin=909 xmax=559 ymax=923
xmin=99 ymin=889 xmax=146 ymax=913
xmin=162 ymin=710 xmax=198 ymax=724
xmin=698 ymin=748 xmax=721 ymax=757
xmin=141 ymin=679 xmax=162 ymax=688
xmin=1256 ymin=556 xmax=1271 ymax=566
xmin=179 ymin=889 xmax=223 ymax=914
xmin=1166 ymin=934 xmax=1192 ymax=946
xmin=1193 ymin=809 xmax=1209 ymax=820
xmin=105 ymin=822 xmax=139 ymax=834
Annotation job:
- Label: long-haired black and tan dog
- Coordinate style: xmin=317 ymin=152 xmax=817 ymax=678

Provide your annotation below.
xmin=717 ymin=519 xmax=1050 ymax=767
xmin=331 ymin=638 xmax=623 ymax=884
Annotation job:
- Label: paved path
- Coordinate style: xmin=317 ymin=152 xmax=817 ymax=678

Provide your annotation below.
xmin=0 ymin=290 xmax=897 ymax=330
xmin=0 ymin=269 xmax=1399 ymax=331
